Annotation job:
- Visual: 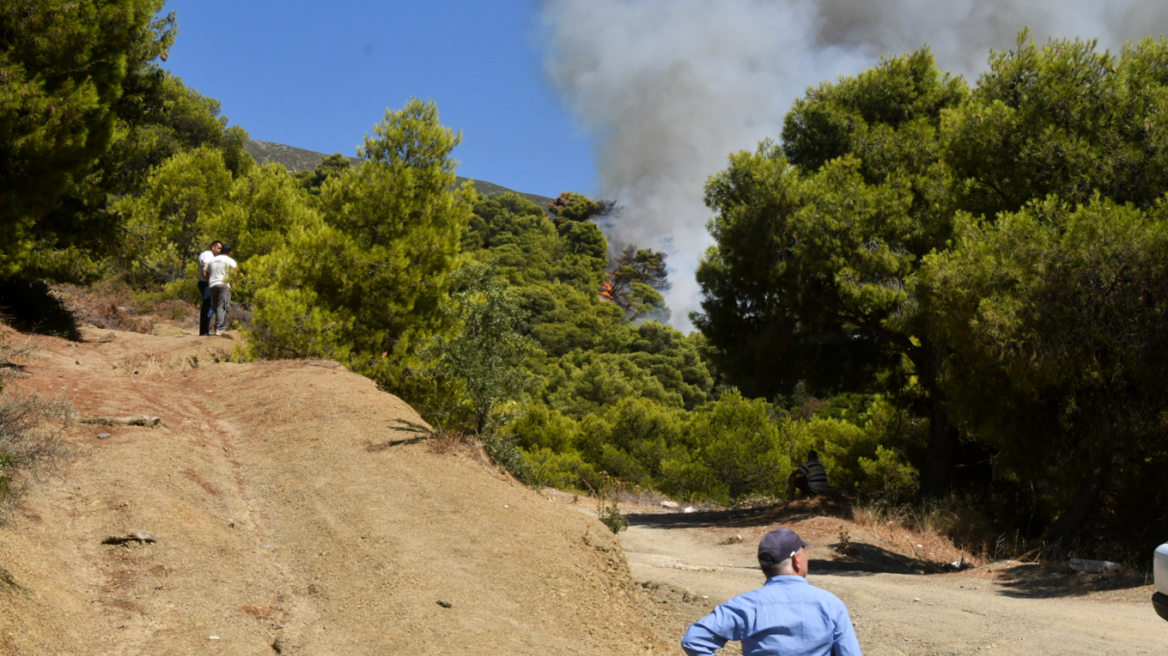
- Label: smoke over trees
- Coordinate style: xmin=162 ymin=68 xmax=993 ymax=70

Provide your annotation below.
xmin=540 ymin=0 xmax=1168 ymax=330
xmin=698 ymin=34 xmax=1168 ymax=555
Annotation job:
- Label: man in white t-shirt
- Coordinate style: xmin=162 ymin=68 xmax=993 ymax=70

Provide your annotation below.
xmin=202 ymin=244 xmax=238 ymax=336
xmin=196 ymin=241 xmax=222 ymax=335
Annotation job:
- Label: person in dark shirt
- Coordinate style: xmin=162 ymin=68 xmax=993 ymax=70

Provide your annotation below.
xmin=788 ymin=449 xmax=830 ymax=499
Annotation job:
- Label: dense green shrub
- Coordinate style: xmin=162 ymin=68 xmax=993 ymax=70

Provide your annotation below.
xmin=659 ymin=392 xmax=792 ymax=505
xmin=522 ymin=447 xmax=601 ymax=491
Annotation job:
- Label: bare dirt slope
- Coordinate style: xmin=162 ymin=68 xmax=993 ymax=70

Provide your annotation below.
xmin=0 ymin=327 xmax=673 ymax=655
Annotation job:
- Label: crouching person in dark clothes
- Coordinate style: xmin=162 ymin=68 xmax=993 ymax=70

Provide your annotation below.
xmin=681 ymin=528 xmax=862 ymax=656
xmin=788 ymin=449 xmax=830 ymax=499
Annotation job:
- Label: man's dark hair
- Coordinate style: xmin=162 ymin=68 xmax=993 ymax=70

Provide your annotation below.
xmin=210 ymin=240 xmax=223 ymax=248
xmin=808 ymin=449 xmax=819 ymax=460
xmin=221 ymin=244 xmax=233 ymax=255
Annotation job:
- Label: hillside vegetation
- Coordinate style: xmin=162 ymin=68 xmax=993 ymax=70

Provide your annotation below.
xmin=1 ymin=1 xmax=1165 ymax=568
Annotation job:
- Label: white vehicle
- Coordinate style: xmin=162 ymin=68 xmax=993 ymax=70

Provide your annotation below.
xmin=1155 ymin=542 xmax=1168 ymax=622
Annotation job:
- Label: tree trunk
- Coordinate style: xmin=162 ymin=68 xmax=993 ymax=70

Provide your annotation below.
xmin=1044 ymin=471 xmax=1105 ymax=558
xmin=920 ymin=395 xmax=959 ymax=499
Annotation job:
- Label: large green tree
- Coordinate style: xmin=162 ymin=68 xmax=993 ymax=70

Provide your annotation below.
xmin=944 ymin=32 xmax=1168 ymax=218
xmin=246 ymin=98 xmax=474 ymax=391
xmin=696 ymin=49 xmax=969 ymax=497
xmin=924 ymin=35 xmax=1168 ymax=555
xmin=32 ymin=72 xmax=250 ymax=282
xmin=0 ymin=0 xmax=174 ymax=277
xmin=925 ymin=198 xmax=1168 ymax=556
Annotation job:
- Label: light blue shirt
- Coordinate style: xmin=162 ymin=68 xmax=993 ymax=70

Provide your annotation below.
xmin=681 ymin=575 xmax=863 ymax=656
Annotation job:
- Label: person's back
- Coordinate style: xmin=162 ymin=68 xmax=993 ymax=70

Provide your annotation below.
xmin=206 ymin=254 xmax=237 ymax=288
xmin=195 ymin=241 xmax=222 ymax=336
xmin=197 ymin=249 xmax=216 ymax=283
xmin=799 ymin=456 xmax=830 ymax=495
xmin=683 ymin=576 xmax=857 ymax=655
xmin=203 ymin=246 xmax=238 ymax=336
xmin=789 ymin=449 xmax=830 ymax=499
xmin=681 ymin=528 xmax=862 ymax=656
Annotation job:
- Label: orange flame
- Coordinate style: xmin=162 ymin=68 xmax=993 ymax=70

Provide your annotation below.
xmin=599 ymin=275 xmax=618 ymax=301
xmin=599 ymin=272 xmax=634 ymax=314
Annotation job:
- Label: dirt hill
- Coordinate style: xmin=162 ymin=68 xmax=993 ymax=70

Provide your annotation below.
xmin=0 ymin=326 xmax=673 ymax=655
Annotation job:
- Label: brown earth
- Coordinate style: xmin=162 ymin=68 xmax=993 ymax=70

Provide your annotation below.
xmin=597 ymin=498 xmax=1168 ymax=655
xmin=3 ymin=323 xmax=1167 ymax=655
xmin=0 ymin=326 xmax=673 ymax=655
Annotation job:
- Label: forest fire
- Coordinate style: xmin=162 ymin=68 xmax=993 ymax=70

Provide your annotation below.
xmin=599 ymin=274 xmax=617 ymax=301
xmin=599 ymin=272 xmax=634 ymax=314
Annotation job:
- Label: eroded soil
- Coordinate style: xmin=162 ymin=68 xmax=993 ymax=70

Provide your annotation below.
xmin=0 ymin=327 xmax=672 ymax=655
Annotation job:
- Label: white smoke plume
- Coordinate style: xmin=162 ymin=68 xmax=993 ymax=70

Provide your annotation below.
xmin=540 ymin=0 xmax=1168 ymax=331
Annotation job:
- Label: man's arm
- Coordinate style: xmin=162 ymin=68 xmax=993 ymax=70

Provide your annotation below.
xmin=831 ymin=603 xmax=863 ymax=656
xmin=681 ymin=604 xmax=748 ymax=656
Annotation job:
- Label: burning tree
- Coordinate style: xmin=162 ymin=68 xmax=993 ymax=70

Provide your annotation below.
xmin=602 ymin=245 xmax=671 ymax=322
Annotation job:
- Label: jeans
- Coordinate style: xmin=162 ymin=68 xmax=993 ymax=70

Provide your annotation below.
xmin=210 ymin=284 xmax=231 ymax=333
xmin=198 ymin=281 xmax=213 ymax=335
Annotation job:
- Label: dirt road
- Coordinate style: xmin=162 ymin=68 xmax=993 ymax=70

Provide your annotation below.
xmin=612 ymin=505 xmax=1168 ymax=655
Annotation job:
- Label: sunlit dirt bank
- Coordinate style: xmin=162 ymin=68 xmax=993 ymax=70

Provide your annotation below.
xmin=0 ymin=326 xmax=672 ymax=655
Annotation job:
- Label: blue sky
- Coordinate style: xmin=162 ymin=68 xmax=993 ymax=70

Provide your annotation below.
xmin=162 ymin=0 xmax=594 ymax=198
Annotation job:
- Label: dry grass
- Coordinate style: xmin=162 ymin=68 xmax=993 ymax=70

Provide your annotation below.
xmin=113 ymin=351 xmax=197 ymax=379
xmin=850 ymin=497 xmax=1042 ymax=565
xmin=426 ymin=431 xmax=497 ymax=471
xmin=0 ymin=335 xmax=71 ymax=515
xmin=53 ymin=283 xmax=199 ymax=334
xmin=849 ymin=501 xmax=966 ymax=565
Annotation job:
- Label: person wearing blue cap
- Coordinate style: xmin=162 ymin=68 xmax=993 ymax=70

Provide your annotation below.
xmin=681 ymin=527 xmax=863 ymax=656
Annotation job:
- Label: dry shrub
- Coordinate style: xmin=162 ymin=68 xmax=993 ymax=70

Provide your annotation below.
xmin=155 ymin=299 xmax=197 ymax=324
xmin=0 ymin=334 xmax=32 ymax=381
xmin=835 ymin=529 xmax=853 ymax=555
xmin=427 ymin=430 xmax=496 ymax=469
xmin=849 ymin=497 xmax=1012 ymax=565
xmin=427 ymin=430 xmax=478 ymax=455
xmin=52 ymin=283 xmax=200 ymax=334
xmin=226 ymin=302 xmax=252 ymax=330
xmin=0 ymin=391 xmax=70 ymax=513
xmin=592 ymin=474 xmax=628 ymax=534
xmin=0 ymin=336 xmax=69 ymax=512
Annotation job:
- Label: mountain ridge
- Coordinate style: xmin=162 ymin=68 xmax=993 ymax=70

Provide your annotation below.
xmin=243 ymin=140 xmax=557 ymax=210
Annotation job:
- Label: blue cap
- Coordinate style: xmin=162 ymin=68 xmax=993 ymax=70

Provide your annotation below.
xmin=758 ymin=528 xmax=810 ymax=566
